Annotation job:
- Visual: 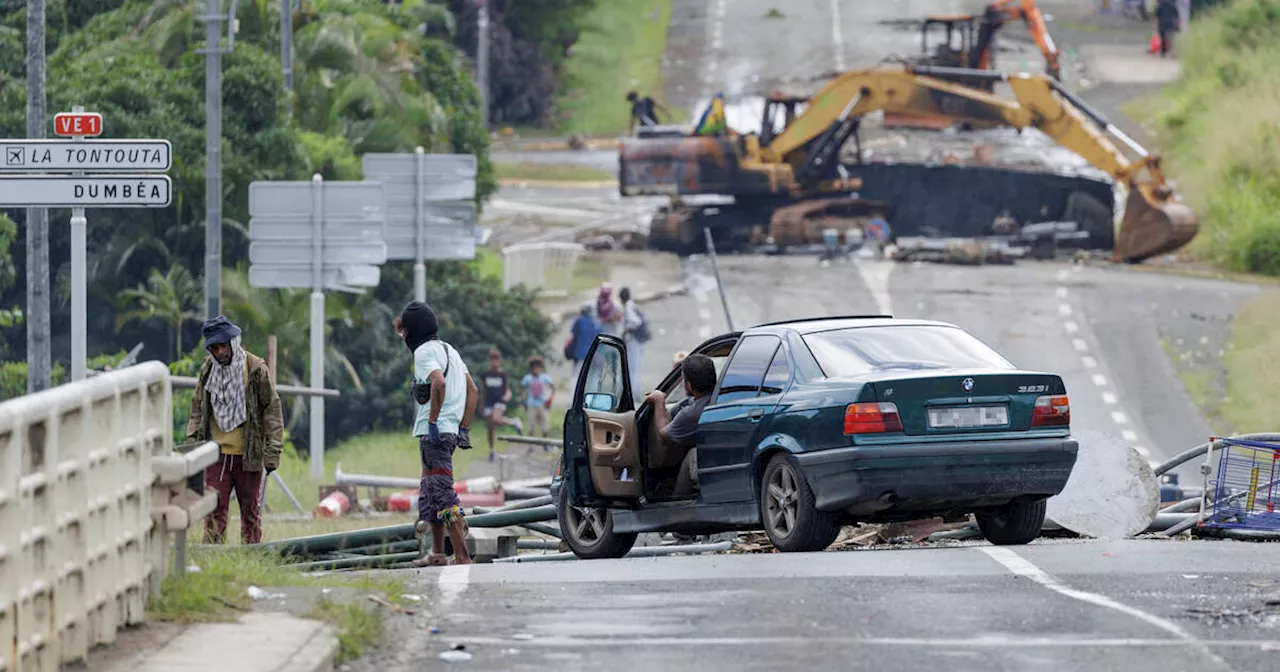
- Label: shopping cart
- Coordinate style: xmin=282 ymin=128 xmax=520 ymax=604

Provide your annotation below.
xmin=1202 ymin=437 xmax=1280 ymax=531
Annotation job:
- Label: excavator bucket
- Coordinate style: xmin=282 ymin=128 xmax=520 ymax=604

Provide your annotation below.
xmin=1113 ymin=185 xmax=1199 ymax=263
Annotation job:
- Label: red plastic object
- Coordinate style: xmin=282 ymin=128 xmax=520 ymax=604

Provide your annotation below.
xmin=386 ymin=489 xmax=505 ymax=513
xmin=315 ymin=490 xmax=351 ymax=518
xmin=387 ymin=490 xmax=417 ymax=513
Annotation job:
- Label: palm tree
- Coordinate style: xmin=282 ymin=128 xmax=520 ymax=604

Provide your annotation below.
xmin=115 ymin=264 xmax=203 ymax=359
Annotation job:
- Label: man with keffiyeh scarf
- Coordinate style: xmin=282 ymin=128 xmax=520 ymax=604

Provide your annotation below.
xmin=186 ymin=316 xmax=284 ymax=545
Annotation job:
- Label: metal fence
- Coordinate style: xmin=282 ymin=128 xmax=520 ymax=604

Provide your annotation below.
xmin=0 ymin=361 xmax=215 ymax=671
xmin=501 ymin=241 xmax=586 ymax=296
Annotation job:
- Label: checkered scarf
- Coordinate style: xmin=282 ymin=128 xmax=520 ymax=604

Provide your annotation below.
xmin=207 ymin=336 xmax=247 ymax=433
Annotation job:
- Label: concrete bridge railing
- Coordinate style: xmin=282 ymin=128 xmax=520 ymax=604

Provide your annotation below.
xmin=0 ymin=361 xmax=217 ymax=671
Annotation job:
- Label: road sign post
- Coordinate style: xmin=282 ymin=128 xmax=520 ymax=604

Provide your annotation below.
xmin=362 ymin=149 xmax=478 ymax=302
xmin=247 ymin=175 xmax=387 ymax=482
xmin=1 ymin=108 xmax=173 ymax=382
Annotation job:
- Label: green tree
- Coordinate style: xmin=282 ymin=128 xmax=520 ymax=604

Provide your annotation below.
xmin=115 ymin=264 xmax=203 ymax=359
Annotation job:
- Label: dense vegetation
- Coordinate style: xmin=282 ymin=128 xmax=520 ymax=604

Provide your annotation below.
xmin=1147 ymin=0 xmax=1280 ymax=274
xmin=0 ymin=0 xmax=556 ymax=452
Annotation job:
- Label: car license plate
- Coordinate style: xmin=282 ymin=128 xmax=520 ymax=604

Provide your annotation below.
xmin=928 ymin=405 xmax=1008 ymax=429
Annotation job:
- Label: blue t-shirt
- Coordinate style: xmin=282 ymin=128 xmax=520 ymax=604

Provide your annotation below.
xmin=413 ymin=340 xmax=469 ymax=436
xmin=521 ymin=372 xmax=555 ymax=408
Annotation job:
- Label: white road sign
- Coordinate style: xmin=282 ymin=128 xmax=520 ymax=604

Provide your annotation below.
xmin=0 ymin=175 xmax=172 ymax=207
xmin=0 ymin=139 xmax=173 ymax=172
xmin=249 ymin=181 xmax=385 ymax=218
xmin=362 ymin=153 xmax=477 ymax=201
xmin=249 ymin=264 xmax=381 ymax=290
xmin=249 ymin=241 xmax=388 ymax=265
xmin=249 ymin=217 xmax=385 ymax=242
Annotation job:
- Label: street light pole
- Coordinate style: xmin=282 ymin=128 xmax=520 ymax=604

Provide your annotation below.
xmin=477 ymin=0 xmax=489 ymax=128
xmin=25 ymin=0 xmax=51 ymax=392
xmin=280 ymin=0 xmax=293 ymax=94
xmin=200 ymin=0 xmax=232 ymax=320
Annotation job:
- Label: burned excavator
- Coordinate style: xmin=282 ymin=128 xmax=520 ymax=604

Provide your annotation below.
xmin=619 ymin=65 xmax=1198 ymax=263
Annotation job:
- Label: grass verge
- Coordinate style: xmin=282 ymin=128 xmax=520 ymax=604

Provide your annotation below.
xmin=1219 ymin=291 xmax=1280 ymax=433
xmin=1136 ymin=0 xmax=1280 ymax=275
xmin=149 ymin=548 xmax=403 ymax=662
xmin=494 ymin=161 xmax=614 ymax=183
xmin=557 ymin=0 xmax=675 ymax=135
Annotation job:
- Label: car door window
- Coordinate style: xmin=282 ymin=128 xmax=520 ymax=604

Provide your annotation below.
xmin=759 ymin=345 xmax=791 ymax=396
xmin=715 ymin=336 xmax=780 ymax=404
xmin=582 ymin=341 xmax=628 ymax=412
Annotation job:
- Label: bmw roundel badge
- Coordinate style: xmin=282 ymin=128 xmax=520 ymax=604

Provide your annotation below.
xmin=961 ymin=377 xmax=975 ymax=392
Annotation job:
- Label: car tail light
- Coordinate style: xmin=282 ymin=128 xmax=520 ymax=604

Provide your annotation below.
xmin=844 ymin=402 xmax=903 ymax=434
xmin=1032 ymin=395 xmax=1070 ymax=427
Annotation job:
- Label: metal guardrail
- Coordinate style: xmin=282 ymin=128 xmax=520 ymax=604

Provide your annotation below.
xmin=89 ymin=369 xmax=341 ymax=399
xmin=0 ymin=361 xmax=219 ymax=670
xmin=501 ymin=241 xmax=586 ymax=296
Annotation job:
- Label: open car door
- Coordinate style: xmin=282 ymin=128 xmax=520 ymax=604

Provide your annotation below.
xmin=563 ymin=334 xmax=645 ymax=506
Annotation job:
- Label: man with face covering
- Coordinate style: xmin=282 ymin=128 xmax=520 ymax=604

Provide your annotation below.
xmin=400 ymin=301 xmax=481 ymax=566
xmin=186 ymin=316 xmax=284 ymax=545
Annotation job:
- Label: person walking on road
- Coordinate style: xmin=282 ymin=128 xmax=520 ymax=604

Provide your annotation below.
xmin=400 ymin=301 xmax=479 ymax=567
xmin=480 ymin=348 xmax=524 ymax=462
xmin=627 ymin=91 xmax=670 ymax=132
xmin=1155 ymin=0 xmax=1180 ymax=57
xmin=596 ymin=283 xmax=623 ymax=336
xmin=620 ymin=287 xmax=650 ymax=395
xmin=567 ymin=302 xmax=602 ymax=386
xmin=186 ymin=316 xmax=284 ymax=546
xmin=520 ymin=357 xmax=556 ymax=445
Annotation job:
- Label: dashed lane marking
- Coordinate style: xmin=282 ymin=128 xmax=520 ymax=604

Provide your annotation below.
xmin=1064 ymin=320 xmax=1079 ymax=334
xmin=1082 ymin=356 xmax=1097 ymax=369
xmin=698 ymin=308 xmax=712 ymax=322
xmin=1102 ymin=391 xmax=1118 ymax=405
xmin=1122 ymin=430 xmax=1139 ymax=442
xmin=1091 ymin=373 xmax=1108 ymax=387
xmin=698 ymin=326 xmax=713 ymax=339
xmin=1072 ymin=338 xmax=1089 ymax=352
xmin=438 ymin=564 xmax=471 ymax=609
xmin=1111 ymin=411 xmax=1129 ymax=425
xmin=1056 ymin=287 xmax=1068 ymax=299
xmin=1058 ymin=303 xmax=1073 ymax=317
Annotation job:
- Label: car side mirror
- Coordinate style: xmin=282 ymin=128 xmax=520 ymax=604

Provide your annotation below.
xmin=584 ymin=392 xmax=616 ymax=412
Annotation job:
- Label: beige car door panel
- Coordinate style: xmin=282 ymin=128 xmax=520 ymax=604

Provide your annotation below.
xmin=646 ymin=400 xmax=689 ymax=469
xmin=585 ymin=409 xmax=643 ymax=498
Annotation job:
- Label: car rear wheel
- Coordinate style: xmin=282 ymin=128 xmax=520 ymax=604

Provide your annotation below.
xmin=976 ymin=499 xmax=1047 ymax=546
xmin=759 ymin=454 xmax=841 ymax=553
xmin=557 ymin=487 xmax=638 ymax=559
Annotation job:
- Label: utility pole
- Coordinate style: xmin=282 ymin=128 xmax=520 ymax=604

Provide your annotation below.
xmin=25 ymin=0 xmax=51 ymax=393
xmin=280 ymin=0 xmax=293 ymax=94
xmin=200 ymin=0 xmax=226 ymax=320
xmin=476 ymin=0 xmax=489 ymax=128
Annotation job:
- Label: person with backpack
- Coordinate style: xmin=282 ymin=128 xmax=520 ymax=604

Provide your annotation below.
xmin=566 ymin=302 xmax=602 ymax=386
xmin=620 ymin=287 xmax=651 ymax=395
xmin=399 ymin=301 xmax=480 ymax=567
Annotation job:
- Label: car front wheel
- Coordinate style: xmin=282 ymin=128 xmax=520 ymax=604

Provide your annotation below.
xmin=557 ymin=487 xmax=638 ymax=559
xmin=976 ymin=499 xmax=1047 ymax=546
xmin=759 ymin=454 xmax=841 ymax=552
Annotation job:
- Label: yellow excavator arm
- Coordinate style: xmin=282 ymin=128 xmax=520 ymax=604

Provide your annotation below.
xmin=758 ymin=66 xmax=1197 ymax=262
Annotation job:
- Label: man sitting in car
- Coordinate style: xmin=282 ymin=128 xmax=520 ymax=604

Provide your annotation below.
xmin=645 ymin=353 xmax=717 ymax=498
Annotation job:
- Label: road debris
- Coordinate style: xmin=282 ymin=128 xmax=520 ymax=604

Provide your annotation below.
xmin=246 ymin=586 xmax=285 ymax=601
xmin=368 ymin=595 xmax=415 ymax=615
xmin=439 ymin=645 xmax=473 ymax=663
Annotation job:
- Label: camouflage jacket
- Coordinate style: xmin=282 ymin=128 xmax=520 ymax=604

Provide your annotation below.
xmin=185 ymin=352 xmax=285 ymax=471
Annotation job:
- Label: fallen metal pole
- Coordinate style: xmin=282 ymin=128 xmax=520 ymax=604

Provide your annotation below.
xmin=519 ymin=522 xmax=562 ymax=539
xmin=1146 ymin=512 xmax=1196 ymax=533
xmin=703 ymin=227 xmax=735 ymax=331
xmin=251 ymin=504 xmax=558 ymax=557
xmin=493 ymin=494 xmax=552 ymax=512
xmin=518 ymin=539 xmax=562 ymax=550
xmin=498 ymin=435 xmax=563 ymax=448
xmin=1160 ymin=497 xmax=1203 ymax=514
xmin=505 ymin=486 xmax=550 ymax=500
xmin=286 ymin=550 xmax=420 ymax=572
xmin=169 ymin=374 xmax=341 ymax=398
xmin=335 ymin=463 xmax=419 ymax=490
xmin=1152 ymin=433 xmax=1280 ymax=476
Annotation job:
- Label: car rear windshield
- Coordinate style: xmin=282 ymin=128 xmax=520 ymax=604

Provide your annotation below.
xmin=802 ymin=325 xmax=1015 ymax=376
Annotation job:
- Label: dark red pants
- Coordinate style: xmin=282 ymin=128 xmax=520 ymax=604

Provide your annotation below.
xmin=204 ymin=454 xmax=265 ymax=545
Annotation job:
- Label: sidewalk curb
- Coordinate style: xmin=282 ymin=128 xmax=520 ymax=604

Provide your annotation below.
xmin=282 ymin=622 xmax=340 ymax=672
xmin=547 ymin=284 xmax=687 ymax=324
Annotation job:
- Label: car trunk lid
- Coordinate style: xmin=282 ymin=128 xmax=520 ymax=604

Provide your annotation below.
xmin=867 ymin=369 xmax=1066 ymax=436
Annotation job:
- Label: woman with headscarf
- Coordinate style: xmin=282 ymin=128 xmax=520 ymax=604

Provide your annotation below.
xmin=595 ymin=283 xmax=622 ymax=336
xmin=399 ymin=301 xmax=480 ymax=566
xmin=186 ymin=316 xmax=284 ymax=545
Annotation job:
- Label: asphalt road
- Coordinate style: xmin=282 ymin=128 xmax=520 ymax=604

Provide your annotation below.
xmin=359 ymin=539 xmax=1280 ymax=671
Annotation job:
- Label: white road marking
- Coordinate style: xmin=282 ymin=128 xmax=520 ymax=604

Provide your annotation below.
xmin=1064 ymin=321 xmax=1078 ymax=334
xmin=438 ymin=564 xmax=471 ymax=609
xmin=1081 ymin=356 xmax=1097 ymax=369
xmin=695 ymin=292 xmax=709 ymax=304
xmin=460 ymin=634 xmax=1279 ymax=650
xmin=1122 ymin=429 xmax=1139 ymax=442
xmin=1111 ymin=411 xmax=1129 ymax=425
xmin=1056 ymin=269 xmax=1069 ymax=282
xmin=979 ymin=547 xmax=1214 ymax=652
xmin=1056 ymin=287 xmax=1068 ymax=299
xmin=699 ymin=325 xmax=713 ymax=339
xmin=1134 ymin=445 xmax=1151 ymax=457
xmin=853 ymin=259 xmax=894 ymax=316
xmin=1072 ymin=338 xmax=1088 ymax=352
xmin=1102 ymin=391 xmax=1117 ymax=405
xmin=698 ymin=308 xmax=712 ymax=321
xmin=1091 ymin=373 xmax=1108 ymax=387
xmin=830 ymin=0 xmax=846 ymax=70
xmin=1058 ymin=303 xmax=1073 ymax=317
